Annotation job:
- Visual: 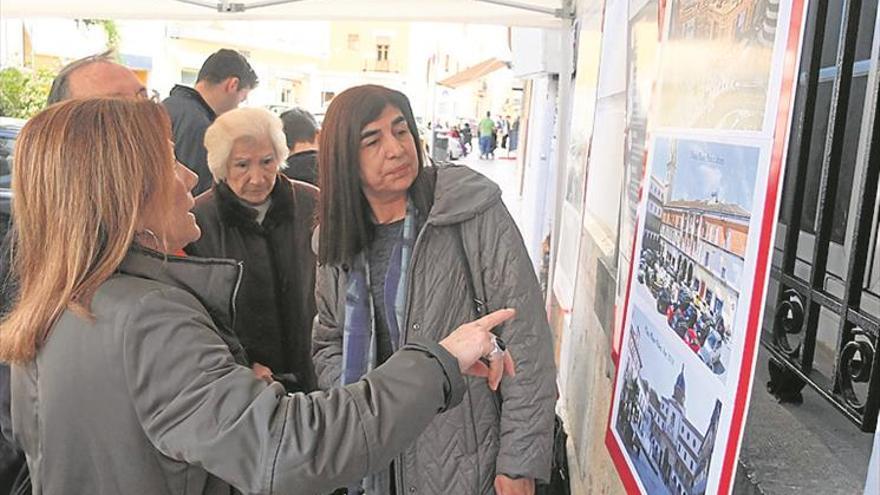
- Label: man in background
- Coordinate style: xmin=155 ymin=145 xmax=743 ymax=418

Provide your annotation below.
xmin=478 ymin=111 xmax=495 ymax=160
xmin=163 ymin=48 xmax=258 ymax=195
xmin=279 ymin=107 xmax=319 ymax=186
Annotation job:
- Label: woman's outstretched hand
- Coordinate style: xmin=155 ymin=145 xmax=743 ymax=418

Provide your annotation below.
xmin=439 ymin=308 xmax=517 ymax=391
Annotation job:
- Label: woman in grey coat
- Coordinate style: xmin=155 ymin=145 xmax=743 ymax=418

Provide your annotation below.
xmin=313 ymin=85 xmax=557 ymax=495
xmin=0 ymin=97 xmax=515 ymax=495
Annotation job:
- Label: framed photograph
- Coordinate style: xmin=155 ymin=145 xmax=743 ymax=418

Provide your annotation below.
xmin=606 ymin=1 xmax=809 ymax=493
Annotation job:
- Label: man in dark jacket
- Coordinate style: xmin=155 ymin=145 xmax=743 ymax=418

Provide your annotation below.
xmin=279 ymin=107 xmax=319 ymax=186
xmin=163 ymin=49 xmax=258 ymax=195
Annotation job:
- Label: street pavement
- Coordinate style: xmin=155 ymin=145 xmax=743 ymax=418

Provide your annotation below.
xmin=450 ymin=147 xmax=524 ymax=233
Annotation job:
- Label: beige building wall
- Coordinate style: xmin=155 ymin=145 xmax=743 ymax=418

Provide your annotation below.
xmin=323 ymin=21 xmax=409 ymax=75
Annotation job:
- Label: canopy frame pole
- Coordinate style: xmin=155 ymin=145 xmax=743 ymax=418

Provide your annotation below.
xmin=172 ymin=0 xmax=306 ymax=13
xmin=474 ymin=0 xmax=574 ymax=19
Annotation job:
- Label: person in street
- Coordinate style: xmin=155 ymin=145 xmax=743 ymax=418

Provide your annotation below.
xmin=501 ymin=115 xmax=512 ymax=149
xmin=0 ymin=97 xmax=516 ymax=494
xmin=279 ymin=107 xmax=320 ymax=186
xmin=163 ymin=48 xmax=258 ymax=195
xmin=185 ymin=107 xmax=319 ymax=392
xmin=313 ymin=84 xmax=557 ymax=495
xmin=478 ymin=111 xmax=495 ymax=159
xmin=1 ymin=51 xmax=153 ymax=495
xmin=461 ymin=122 xmax=473 ymax=156
xmin=509 ymin=117 xmax=520 ymax=152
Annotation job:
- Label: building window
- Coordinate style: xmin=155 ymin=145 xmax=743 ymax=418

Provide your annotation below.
xmin=347 ymin=33 xmax=360 ymax=50
xmin=376 ymin=43 xmax=389 ymax=62
xmin=321 ymin=91 xmax=336 ymax=107
xmin=374 ymin=35 xmax=392 ymax=72
xmin=180 ymin=69 xmax=197 ymax=85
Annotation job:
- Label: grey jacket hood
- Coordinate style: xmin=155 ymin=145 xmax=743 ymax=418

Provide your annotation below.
xmin=118 ymin=246 xmax=249 ymax=365
xmin=425 ymin=165 xmax=502 ymax=226
xmin=119 ymin=247 xmax=240 ymax=330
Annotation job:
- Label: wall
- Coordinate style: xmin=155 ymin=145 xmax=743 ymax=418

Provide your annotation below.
xmin=550 ymin=0 xmax=665 ymax=492
xmin=552 ymin=0 xmax=878 ymax=493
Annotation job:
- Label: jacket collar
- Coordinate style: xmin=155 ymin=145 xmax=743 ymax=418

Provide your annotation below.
xmin=117 ymin=245 xmax=241 ymax=329
xmin=169 ymin=84 xmax=216 ymax=120
xmin=214 ymin=176 xmax=296 ymax=232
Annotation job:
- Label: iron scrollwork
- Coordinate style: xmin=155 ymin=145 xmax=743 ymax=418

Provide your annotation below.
xmin=838 ymin=328 xmax=876 ymax=411
xmin=773 ymin=289 xmax=805 ymax=357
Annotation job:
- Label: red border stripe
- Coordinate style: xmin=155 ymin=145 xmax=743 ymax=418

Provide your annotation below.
xmin=717 ymin=1 xmax=806 ymax=492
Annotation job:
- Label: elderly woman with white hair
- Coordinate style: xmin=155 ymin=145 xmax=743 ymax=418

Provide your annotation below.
xmin=185 ymin=107 xmax=319 ymax=392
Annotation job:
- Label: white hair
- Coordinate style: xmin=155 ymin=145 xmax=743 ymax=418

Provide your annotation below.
xmin=203 ymin=107 xmax=289 ymax=182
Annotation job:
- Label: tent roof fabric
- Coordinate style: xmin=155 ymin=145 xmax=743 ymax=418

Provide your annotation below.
xmin=0 ymin=0 xmax=562 ymax=27
xmin=438 ymin=58 xmax=509 ymax=88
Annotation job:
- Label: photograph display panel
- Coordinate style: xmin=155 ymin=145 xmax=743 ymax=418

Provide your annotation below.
xmin=607 ymin=1 xmax=807 ymax=494
xmin=553 ymin=0 xmax=607 ymax=309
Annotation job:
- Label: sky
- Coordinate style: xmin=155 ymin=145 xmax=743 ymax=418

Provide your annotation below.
xmin=651 ymin=137 xmax=760 ymax=210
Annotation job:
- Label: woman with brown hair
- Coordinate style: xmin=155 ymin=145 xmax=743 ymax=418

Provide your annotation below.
xmin=312 ymin=85 xmax=556 ymax=495
xmin=0 ymin=97 xmax=515 ymax=494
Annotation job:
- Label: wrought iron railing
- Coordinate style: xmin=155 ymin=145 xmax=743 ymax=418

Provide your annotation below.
xmin=763 ymin=0 xmax=879 ymax=433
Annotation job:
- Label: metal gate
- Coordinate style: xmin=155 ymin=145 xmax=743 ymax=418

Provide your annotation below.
xmin=765 ymin=0 xmax=880 ymax=432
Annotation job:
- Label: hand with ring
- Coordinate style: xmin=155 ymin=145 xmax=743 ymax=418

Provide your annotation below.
xmin=484 ymin=335 xmax=506 ymax=362
xmin=439 ymin=309 xmax=517 ymax=391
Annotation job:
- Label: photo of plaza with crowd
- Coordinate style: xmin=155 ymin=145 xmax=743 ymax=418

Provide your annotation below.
xmin=634 ymin=137 xmax=761 ymax=380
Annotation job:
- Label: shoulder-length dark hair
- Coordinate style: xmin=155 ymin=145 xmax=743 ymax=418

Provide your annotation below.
xmin=318 ymin=84 xmax=433 ymax=265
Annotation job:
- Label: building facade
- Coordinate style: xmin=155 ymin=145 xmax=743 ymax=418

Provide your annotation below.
xmin=618 ymin=327 xmax=723 ymax=495
xmin=658 ymin=199 xmax=748 ymax=329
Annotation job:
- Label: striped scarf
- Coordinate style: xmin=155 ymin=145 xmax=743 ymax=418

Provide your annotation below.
xmin=340 ymin=200 xmax=417 ymax=386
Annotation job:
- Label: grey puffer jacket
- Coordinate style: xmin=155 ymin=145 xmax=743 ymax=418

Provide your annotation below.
xmin=11 ymin=247 xmax=466 ymax=495
xmin=312 ymin=165 xmax=557 ymax=494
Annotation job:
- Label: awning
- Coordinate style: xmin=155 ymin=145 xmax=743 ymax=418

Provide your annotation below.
xmin=438 ymin=58 xmax=510 ymax=88
xmin=0 ymin=0 xmax=563 ymax=28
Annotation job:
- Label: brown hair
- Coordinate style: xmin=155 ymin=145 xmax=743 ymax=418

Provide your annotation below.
xmin=317 ymin=84 xmax=431 ymax=265
xmin=0 ymin=98 xmax=177 ymax=362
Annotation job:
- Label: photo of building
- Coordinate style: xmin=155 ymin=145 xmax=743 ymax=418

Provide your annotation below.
xmin=656 ymin=0 xmax=780 ymax=130
xmin=615 ymin=310 xmax=723 ymax=495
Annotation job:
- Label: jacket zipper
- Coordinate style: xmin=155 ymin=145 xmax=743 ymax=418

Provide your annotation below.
xmin=395 ymin=219 xmax=432 ymax=495
xmin=230 ymin=260 xmax=244 ymax=328
xmin=399 ymin=220 xmax=431 ymax=342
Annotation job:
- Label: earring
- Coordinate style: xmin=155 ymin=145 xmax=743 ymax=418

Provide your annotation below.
xmin=135 ymin=228 xmax=161 ymax=251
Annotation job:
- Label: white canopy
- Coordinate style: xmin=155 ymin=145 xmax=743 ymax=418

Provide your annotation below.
xmin=0 ymin=0 xmax=564 ymax=27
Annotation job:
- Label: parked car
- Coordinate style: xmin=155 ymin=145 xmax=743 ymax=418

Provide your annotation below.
xmin=698 ymin=329 xmax=725 ymax=374
xmin=0 ymin=117 xmax=24 ymax=242
xmin=265 ymin=104 xmax=291 ymax=116
xmin=447 ymin=135 xmax=463 ymax=160
xmin=0 ymin=117 xmax=23 ymax=188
